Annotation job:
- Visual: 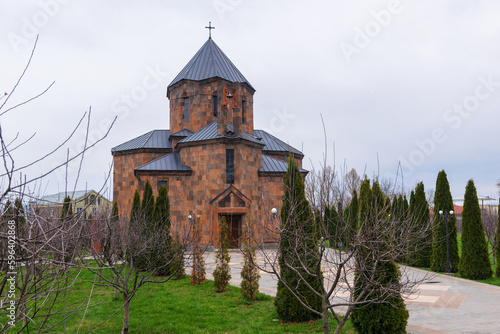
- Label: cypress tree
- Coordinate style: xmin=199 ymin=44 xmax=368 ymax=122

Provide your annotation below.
xmin=391 ymin=195 xmax=405 ymax=252
xmin=61 ymin=196 xmax=73 ymax=219
xmin=358 ymin=178 xmax=372 ymax=228
xmin=61 ymin=195 xmax=74 ymax=263
xmin=141 ymin=180 xmax=155 ymax=225
xmin=171 ymin=231 xmax=186 ymax=280
xmin=407 ymin=182 xmax=432 ymax=267
xmin=190 ymin=222 xmax=206 ymax=285
xmin=396 ymin=195 xmax=409 ymax=262
xmin=459 ymin=180 xmax=492 ymax=279
xmin=325 ymin=204 xmax=339 ymax=247
xmin=13 ymin=198 xmax=27 ymax=259
xmin=385 ymin=195 xmax=392 ymax=213
xmin=14 ymin=198 xmax=26 ymax=224
xmin=111 ymin=201 xmax=119 ymax=219
xmin=105 ymin=202 xmax=119 ymax=255
xmin=153 ymin=185 xmax=173 ymax=276
xmin=241 ymin=217 xmax=260 ymax=301
xmin=3 ymin=200 xmax=12 ymax=214
xmin=344 ymin=190 xmax=359 ymax=248
xmin=496 ymin=199 xmax=500 ymax=277
xmin=213 ymin=216 xmax=231 ymax=292
xmin=129 ymin=190 xmax=145 ymax=270
xmin=352 ymin=178 xmax=372 ymax=332
xmin=391 ymin=195 xmax=399 ymax=220
xmin=409 ymin=190 xmax=416 ymax=220
xmin=351 ymin=179 xmax=409 ymax=334
xmin=274 ymin=155 xmax=322 ymax=322
xmin=154 ymin=188 xmax=185 ymax=279
xmin=130 ymin=190 xmax=141 ymax=223
xmin=154 ymin=186 xmax=170 ymax=225
xmin=371 ymin=180 xmax=385 ymax=214
xmin=431 ymin=170 xmax=459 ymax=272
xmin=402 ymin=195 xmax=409 ymax=221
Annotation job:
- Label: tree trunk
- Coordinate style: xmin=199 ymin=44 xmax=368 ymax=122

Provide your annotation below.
xmin=334 ymin=307 xmax=352 ymax=334
xmin=114 ymin=276 xmax=119 ymax=298
xmin=322 ymin=296 xmax=330 ymax=334
xmin=121 ymin=295 xmax=129 ymax=334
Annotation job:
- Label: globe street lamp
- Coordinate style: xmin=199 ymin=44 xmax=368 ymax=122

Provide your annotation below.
xmin=188 ymin=213 xmax=201 ymax=227
xmin=271 ymin=208 xmax=277 ymax=219
xmin=439 ymin=209 xmax=454 ymax=273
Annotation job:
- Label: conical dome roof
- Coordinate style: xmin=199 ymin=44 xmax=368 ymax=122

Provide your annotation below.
xmin=168 ymin=38 xmax=254 ymax=90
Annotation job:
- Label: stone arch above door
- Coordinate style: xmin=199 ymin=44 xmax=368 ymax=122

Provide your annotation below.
xmin=209 ymin=185 xmax=251 ymax=209
xmin=209 ymin=185 xmax=251 ymax=247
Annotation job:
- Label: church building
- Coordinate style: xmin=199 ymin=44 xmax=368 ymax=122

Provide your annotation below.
xmin=112 ymin=35 xmax=306 ymax=246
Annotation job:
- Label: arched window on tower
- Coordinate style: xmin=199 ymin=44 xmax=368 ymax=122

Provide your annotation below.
xmin=213 ymin=95 xmax=218 ymax=117
xmin=183 ymin=97 xmax=190 ymax=122
xmin=226 ymin=149 xmax=234 ymax=184
xmin=242 ymin=100 xmax=247 ymax=125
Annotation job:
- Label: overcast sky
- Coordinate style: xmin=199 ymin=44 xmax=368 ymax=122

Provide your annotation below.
xmin=1 ymin=0 xmax=499 ymax=203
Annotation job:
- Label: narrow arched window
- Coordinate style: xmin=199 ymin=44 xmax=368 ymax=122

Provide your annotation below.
xmin=184 ymin=97 xmax=189 ymax=122
xmin=213 ymin=95 xmax=218 ymax=117
xmin=226 ymin=149 xmax=234 ymax=184
xmin=242 ymin=100 xmax=247 ymax=125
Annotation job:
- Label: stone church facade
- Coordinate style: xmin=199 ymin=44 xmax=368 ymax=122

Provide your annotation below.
xmin=112 ymin=37 xmax=306 ymax=246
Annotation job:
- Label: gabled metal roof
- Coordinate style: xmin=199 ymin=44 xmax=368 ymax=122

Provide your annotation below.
xmin=168 ymin=38 xmax=254 ymax=90
xmin=112 ymin=130 xmax=171 ymax=153
xmin=169 ymin=129 xmax=194 ymax=138
xmin=209 ymin=185 xmax=252 ymax=204
xmin=253 ymin=130 xmax=303 ymax=156
xmin=179 ymin=121 xmax=262 ymax=145
xmin=135 ymin=152 xmax=191 ymax=172
xmin=259 ymin=155 xmax=308 ymax=174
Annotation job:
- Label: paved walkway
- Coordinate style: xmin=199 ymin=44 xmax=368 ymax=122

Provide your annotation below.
xmin=200 ymin=250 xmax=500 ymax=334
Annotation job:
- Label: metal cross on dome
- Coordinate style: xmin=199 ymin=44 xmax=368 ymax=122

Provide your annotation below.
xmin=205 ymin=21 xmax=215 ymax=38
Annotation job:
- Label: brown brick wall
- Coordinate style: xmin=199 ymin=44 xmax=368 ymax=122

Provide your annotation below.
xmin=112 ymin=150 xmax=169 ymax=218
xmin=258 ymin=175 xmax=285 ymax=243
xmin=129 ymin=139 xmax=287 ymax=246
xmin=112 ymin=73 xmax=306 ymax=246
xmin=168 ymin=79 xmax=254 ymax=136
xmin=172 ymin=140 xmax=263 ymax=245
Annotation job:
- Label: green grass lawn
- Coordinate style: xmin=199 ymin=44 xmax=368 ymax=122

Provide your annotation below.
xmin=423 ymin=233 xmax=500 ymax=287
xmin=16 ymin=270 xmax=355 ymax=333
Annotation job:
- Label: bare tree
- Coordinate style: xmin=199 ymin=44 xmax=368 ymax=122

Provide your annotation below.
xmin=0 ymin=36 xmax=116 ymax=332
xmin=482 ymin=208 xmax=498 ymax=265
xmin=378 ymin=176 xmax=398 ymax=199
xmin=306 ymin=166 xmax=338 ymax=232
xmin=345 ymin=168 xmax=361 ymax=199
xmin=2 ymin=200 xmax=110 ymax=333
xmin=79 ymin=206 xmax=188 ymax=334
xmin=255 ymin=169 xmax=434 ymax=334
